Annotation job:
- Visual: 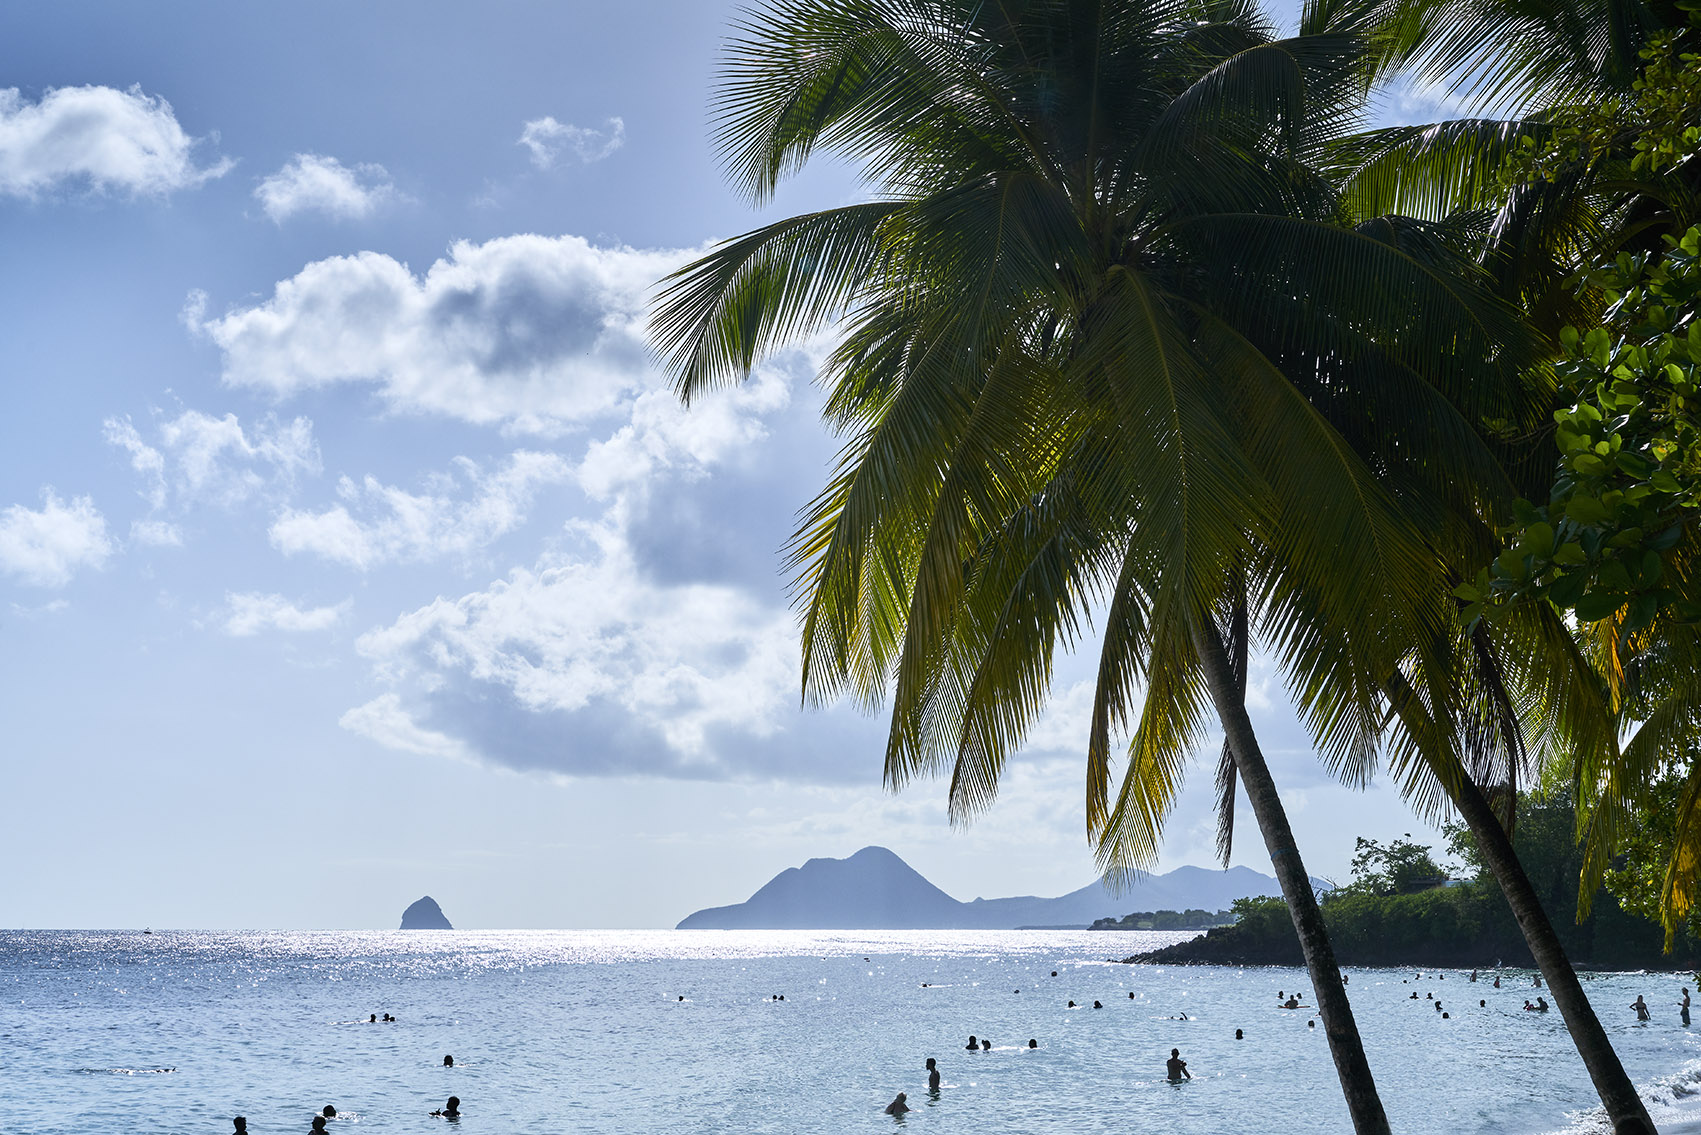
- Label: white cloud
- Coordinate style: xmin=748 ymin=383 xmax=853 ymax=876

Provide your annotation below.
xmin=254 ymin=153 xmax=396 ymax=223
xmin=221 ymin=591 xmax=350 ymax=636
xmin=192 ymin=235 xmax=691 ymax=434
xmin=0 ymin=489 xmax=112 ymax=587
xmin=269 ymin=450 xmax=571 ymax=570
xmin=130 ymin=519 xmax=183 ymax=547
xmin=352 ymin=518 xmax=797 ymax=767
xmin=104 ymin=410 xmax=319 ymax=512
xmin=0 ymin=84 xmax=229 ymax=198
xmin=341 ymin=693 xmax=477 ymax=763
xmin=518 ymin=116 xmax=624 ymax=168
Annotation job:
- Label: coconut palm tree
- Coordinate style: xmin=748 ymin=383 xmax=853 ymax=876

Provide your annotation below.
xmin=653 ymin=3 xmax=1534 ymax=1130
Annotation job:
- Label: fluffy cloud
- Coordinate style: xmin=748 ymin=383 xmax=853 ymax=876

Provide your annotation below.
xmin=222 ymin=592 xmax=350 ymax=636
xmin=0 ymin=490 xmax=112 ymax=587
xmin=254 ymin=153 xmax=396 ymax=223
xmin=0 ymin=85 xmax=228 ymax=198
xmin=350 ymin=518 xmax=802 ymax=773
xmin=104 ymin=409 xmax=319 ymax=512
xmin=269 ymin=450 xmax=571 ymax=570
xmin=518 ymin=116 xmax=624 ymax=168
xmin=193 ymin=235 xmax=689 ymax=433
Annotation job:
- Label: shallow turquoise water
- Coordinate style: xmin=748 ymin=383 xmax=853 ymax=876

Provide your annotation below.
xmin=4 ymin=929 xmax=1701 ymax=1134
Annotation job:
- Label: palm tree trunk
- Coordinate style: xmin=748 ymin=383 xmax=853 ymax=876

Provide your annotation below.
xmin=1451 ymin=776 xmax=1657 ymax=1135
xmin=1192 ymin=619 xmax=1392 ymax=1135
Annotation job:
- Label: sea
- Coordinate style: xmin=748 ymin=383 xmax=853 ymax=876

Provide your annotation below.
xmin=5 ymin=928 xmax=1701 ymax=1135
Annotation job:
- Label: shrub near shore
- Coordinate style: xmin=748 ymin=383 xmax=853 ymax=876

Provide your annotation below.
xmin=1127 ymin=794 xmax=1701 ymax=970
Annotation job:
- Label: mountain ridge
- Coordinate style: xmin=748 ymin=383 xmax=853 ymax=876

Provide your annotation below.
xmin=676 ymin=846 xmax=1324 ymax=930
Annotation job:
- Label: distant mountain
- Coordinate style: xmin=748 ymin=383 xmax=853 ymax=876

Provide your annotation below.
xmin=400 ymin=895 xmax=453 ymax=930
xmin=676 ymin=846 xmax=1326 ymax=930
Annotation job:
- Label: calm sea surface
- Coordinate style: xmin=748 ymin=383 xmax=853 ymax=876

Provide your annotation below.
xmin=5 ymin=929 xmax=1701 ymax=1135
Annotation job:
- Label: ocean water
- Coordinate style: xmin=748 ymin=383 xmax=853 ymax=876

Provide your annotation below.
xmin=5 ymin=929 xmax=1701 ymax=1135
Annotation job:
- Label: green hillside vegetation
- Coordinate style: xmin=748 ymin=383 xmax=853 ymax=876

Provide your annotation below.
xmin=1129 ymin=794 xmax=1701 ymax=970
xmin=1090 ymin=909 xmax=1235 ymax=931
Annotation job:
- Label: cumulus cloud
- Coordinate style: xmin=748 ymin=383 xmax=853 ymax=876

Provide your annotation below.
xmin=192 ymin=234 xmax=690 ymax=434
xmin=0 ymin=84 xmax=229 ymax=198
xmin=254 ymin=153 xmax=396 ymax=223
xmin=221 ymin=591 xmax=350 ymax=636
xmin=269 ymin=450 xmax=571 ymax=570
xmin=518 ymin=116 xmax=624 ymax=168
xmin=351 ymin=519 xmax=800 ymax=772
xmin=0 ymin=489 xmax=112 ymax=587
xmin=104 ymin=409 xmax=319 ymax=512
xmin=340 ymin=693 xmax=477 ymax=764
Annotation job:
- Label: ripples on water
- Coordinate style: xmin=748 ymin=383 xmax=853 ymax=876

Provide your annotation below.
xmin=4 ymin=929 xmax=1701 ymax=1134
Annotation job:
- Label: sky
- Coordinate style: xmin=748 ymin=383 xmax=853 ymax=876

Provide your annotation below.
xmin=0 ymin=1 xmax=1468 ymax=930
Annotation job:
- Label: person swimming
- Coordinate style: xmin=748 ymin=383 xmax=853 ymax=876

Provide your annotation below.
xmin=1533 ymin=974 xmax=1542 ymax=987
xmin=1479 ymin=999 xmax=1486 ymax=1007
xmin=1493 ymin=976 xmax=1501 ymax=989
xmin=980 ymin=1039 xmax=991 ymax=1051
xmin=1067 ymin=1000 xmax=1076 ymax=1008
xmin=1684 ymin=988 xmax=1692 ymax=1024
xmin=926 ymin=1057 xmax=940 ymax=1090
xmin=1410 ymin=992 xmax=1418 ymax=1000
xmin=1283 ymin=997 xmax=1299 ymax=1009
xmin=965 ymin=1035 xmax=979 ymax=1050
xmin=678 ymin=995 xmax=685 ymax=1001
xmin=1234 ymin=1029 xmax=1244 ymax=1040
xmin=443 ymin=1055 xmax=454 ymax=1067
xmin=1536 ymin=997 xmax=1548 ymax=1012
xmin=1524 ymin=1000 xmax=1535 ymax=1011
xmin=369 ymin=1014 xmax=377 ymax=1023
xmin=1308 ymin=1020 xmax=1315 ymax=1028
xmin=1093 ymin=1001 xmax=1103 ymax=1009
xmin=1128 ymin=991 xmax=1135 ymax=999
xmin=1633 ymin=995 xmax=1651 ymax=1021
xmin=1470 ymin=969 xmax=1478 ymax=982
xmin=1166 ymin=1048 xmax=1190 ymax=1082
xmin=1027 ymin=1039 xmax=1037 ymax=1049
xmin=233 ymin=1120 xmax=247 ymax=1134
xmin=311 ymin=1119 xmax=328 ymax=1133
xmin=885 ymin=1092 xmax=910 ymax=1115
xmin=322 ymin=1106 xmax=337 ymax=1119
xmin=431 ymin=1096 xmax=461 ymax=1118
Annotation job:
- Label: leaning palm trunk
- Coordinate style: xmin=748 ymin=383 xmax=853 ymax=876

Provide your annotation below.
xmin=1194 ymin=620 xmax=1392 ymax=1135
xmin=1450 ymin=777 xmax=1656 ymax=1134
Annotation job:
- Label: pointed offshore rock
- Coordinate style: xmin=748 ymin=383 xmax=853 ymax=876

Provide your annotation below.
xmin=400 ymin=895 xmax=453 ymax=930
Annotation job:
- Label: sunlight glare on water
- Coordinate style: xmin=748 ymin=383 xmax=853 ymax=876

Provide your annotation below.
xmin=4 ymin=929 xmax=1701 ymax=1134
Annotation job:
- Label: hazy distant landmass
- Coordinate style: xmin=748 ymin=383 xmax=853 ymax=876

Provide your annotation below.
xmin=676 ymin=846 xmax=1324 ymax=930
xmin=400 ymin=896 xmax=453 ymax=930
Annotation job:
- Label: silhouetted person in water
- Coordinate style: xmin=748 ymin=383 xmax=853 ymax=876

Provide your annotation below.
xmin=980 ymin=1039 xmax=991 ymax=1051
xmin=1493 ymin=976 xmax=1501 ymax=989
xmin=1534 ymin=974 xmax=1542 ymax=987
xmin=1068 ymin=1000 xmax=1076 ymax=1008
xmin=1683 ymin=988 xmax=1692 ymax=1024
xmin=965 ymin=1035 xmax=979 ymax=1051
xmin=322 ymin=1106 xmax=337 ymax=1119
xmin=1093 ymin=1001 xmax=1103 ymax=1009
xmin=1166 ymin=1048 xmax=1190 ymax=1081
xmin=369 ymin=1014 xmax=377 ymax=1023
xmin=311 ymin=1118 xmax=328 ymax=1133
xmin=1235 ymin=1029 xmax=1243 ymax=1040
xmin=443 ymin=1055 xmax=454 ymax=1067
xmin=1633 ymin=995 xmax=1651 ymax=1021
xmin=1027 ymin=1039 xmax=1037 ymax=1049
xmin=1129 ymin=991 xmax=1135 ymax=999
xmin=926 ymin=1057 xmax=940 ymax=1090
xmin=678 ymin=996 xmax=684 ymax=1002
xmin=885 ymin=1092 xmax=909 ymax=1115
xmin=1480 ymin=1000 xmax=1486 ymax=1007
xmin=233 ymin=1120 xmax=247 ymax=1134
xmin=1536 ymin=998 xmax=1549 ymax=1012
xmin=431 ymin=1096 xmax=461 ymax=1118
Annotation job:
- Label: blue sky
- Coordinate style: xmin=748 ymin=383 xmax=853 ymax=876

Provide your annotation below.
xmin=0 ymin=1 xmax=1465 ymax=929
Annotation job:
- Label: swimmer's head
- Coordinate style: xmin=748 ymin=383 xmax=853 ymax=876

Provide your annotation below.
xmin=926 ymin=1058 xmax=936 ymax=1070
xmin=895 ymin=1093 xmax=907 ymax=1103
xmin=1028 ymin=1039 xmax=1037 ymax=1048
xmin=1235 ymin=1029 xmax=1243 ymax=1039
xmin=447 ymin=1097 xmax=460 ymax=1111
xmin=1308 ymin=1020 xmax=1315 ymax=1028
xmin=444 ymin=1055 xmax=454 ymax=1066
xmin=1171 ymin=1048 xmax=1180 ymax=1057
xmin=323 ymin=1106 xmax=337 ymax=1118
xmin=233 ymin=1121 xmax=246 ymax=1133
xmin=1480 ymin=1000 xmax=1486 ymax=1007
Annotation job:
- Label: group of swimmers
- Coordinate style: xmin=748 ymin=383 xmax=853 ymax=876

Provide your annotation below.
xmin=229 ymin=1058 xmax=460 ymax=1131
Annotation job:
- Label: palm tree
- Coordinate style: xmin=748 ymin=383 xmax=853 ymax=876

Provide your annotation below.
xmin=653 ymin=3 xmax=1531 ymax=1130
